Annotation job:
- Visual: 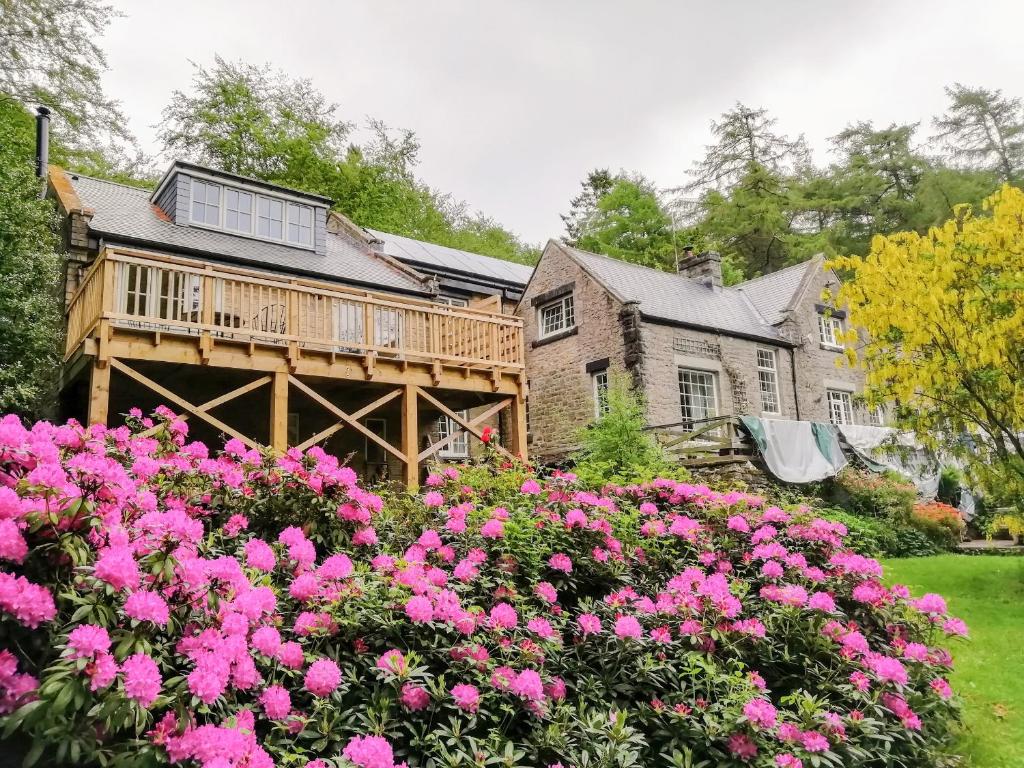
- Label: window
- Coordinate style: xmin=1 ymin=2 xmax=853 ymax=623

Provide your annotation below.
xmin=191 ymin=179 xmax=221 ymax=226
xmin=592 ymin=369 xmax=609 ymax=419
xmin=287 ymin=203 xmax=313 ymax=246
xmin=225 ymin=188 xmax=253 ymax=233
xmin=437 ymin=410 xmax=469 ymax=458
xmin=437 ymin=296 xmax=469 ymax=307
xmin=756 ymin=348 xmax=780 ymax=414
xmin=257 ymin=196 xmax=284 ymax=240
xmin=678 ymin=368 xmax=718 ymax=429
xmin=538 ymin=294 xmax=575 ymax=338
xmin=867 ymin=405 xmax=885 ymax=427
xmin=827 ymin=390 xmax=854 ymax=425
xmin=818 ymin=313 xmax=844 ymax=349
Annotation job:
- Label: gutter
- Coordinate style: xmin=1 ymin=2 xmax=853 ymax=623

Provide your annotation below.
xmin=639 ymin=312 xmax=797 ymax=348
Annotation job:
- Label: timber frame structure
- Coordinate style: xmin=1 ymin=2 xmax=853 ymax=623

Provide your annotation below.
xmin=63 ymin=245 xmax=528 ymax=487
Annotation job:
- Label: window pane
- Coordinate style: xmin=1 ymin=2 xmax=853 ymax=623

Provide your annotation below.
xmin=593 ymin=370 xmax=609 ymax=418
xmin=258 ymin=197 xmax=284 ymax=239
xmin=678 ymin=369 xmax=717 ymax=429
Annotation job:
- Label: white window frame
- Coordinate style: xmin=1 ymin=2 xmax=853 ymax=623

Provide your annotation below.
xmin=224 ymin=188 xmax=254 ymax=234
xmin=437 ymin=410 xmax=470 ymax=458
xmin=287 ymin=202 xmax=314 ymax=246
xmin=818 ymin=313 xmax=844 ymax=350
xmin=867 ymin=405 xmax=885 ymax=427
xmin=756 ymin=348 xmax=781 ymax=415
xmin=592 ymin=369 xmax=609 ymax=419
xmin=437 ymin=296 xmax=469 ymax=308
xmin=256 ymin=195 xmax=285 ymax=242
xmin=827 ymin=389 xmax=854 ymax=425
xmin=678 ymin=368 xmax=719 ymax=430
xmin=537 ymin=294 xmax=575 ymax=339
xmin=190 ymin=179 xmax=222 ymax=227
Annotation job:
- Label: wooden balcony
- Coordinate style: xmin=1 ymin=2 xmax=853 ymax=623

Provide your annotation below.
xmin=64 ymin=247 xmax=527 ymax=485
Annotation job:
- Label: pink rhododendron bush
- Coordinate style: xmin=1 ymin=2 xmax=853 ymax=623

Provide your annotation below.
xmin=0 ymin=411 xmax=967 ymax=768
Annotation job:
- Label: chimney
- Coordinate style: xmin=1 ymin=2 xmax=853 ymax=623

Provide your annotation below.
xmin=34 ymin=106 xmax=50 ymax=178
xmin=676 ymin=249 xmax=723 ymax=288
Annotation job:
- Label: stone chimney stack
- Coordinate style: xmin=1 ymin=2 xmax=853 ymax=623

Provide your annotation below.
xmin=676 ymin=247 xmax=723 ymax=288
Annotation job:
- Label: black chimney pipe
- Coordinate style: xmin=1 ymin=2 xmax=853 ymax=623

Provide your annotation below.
xmin=35 ymin=106 xmax=50 ymax=178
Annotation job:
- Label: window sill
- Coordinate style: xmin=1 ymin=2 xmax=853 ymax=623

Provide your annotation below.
xmin=532 ymin=326 xmax=578 ymax=348
xmin=819 ymin=343 xmax=845 ymax=353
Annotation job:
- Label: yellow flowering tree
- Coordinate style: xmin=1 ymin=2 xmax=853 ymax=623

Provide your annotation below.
xmin=829 ymin=184 xmax=1024 ymax=505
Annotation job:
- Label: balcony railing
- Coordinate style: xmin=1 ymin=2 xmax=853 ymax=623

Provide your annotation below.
xmin=65 ymin=249 xmax=525 ymax=374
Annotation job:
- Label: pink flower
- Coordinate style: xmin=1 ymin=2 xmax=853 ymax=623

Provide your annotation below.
xmin=743 ymin=698 xmax=777 ymax=729
xmin=760 ymin=560 xmax=784 ymax=579
xmin=535 ymin=582 xmax=558 ymax=603
xmin=0 ymin=519 xmax=27 ymax=563
xmin=800 ymin=731 xmax=830 ymax=752
xmin=942 ymin=617 xmax=968 ymax=636
xmin=289 ymin=573 xmax=320 ymax=602
xmin=911 ymin=593 xmax=947 ymax=615
xmin=318 ymin=554 xmax=354 ymax=579
xmin=866 ymin=654 xmax=908 ymax=686
xmin=614 ymin=615 xmax=642 ymax=640
xmin=650 ymin=626 xmax=672 ymax=643
xmin=480 ymin=518 xmax=504 ymax=539
xmin=305 ymin=658 xmax=341 ymax=697
xmin=67 ymin=624 xmax=111 ymax=659
xmin=490 ymin=602 xmax=518 ymax=629
xmin=423 ymin=491 xmax=445 ymax=508
xmin=527 ymin=617 xmax=556 ymax=639
xmin=418 ymin=529 xmax=442 ymax=549
xmin=930 ymin=678 xmax=953 ymax=700
xmin=727 ymin=732 xmax=757 ymax=760
xmin=776 ymin=755 xmax=803 ymax=768
xmin=377 ymin=649 xmax=407 ymax=676
xmin=511 ymin=669 xmax=544 ymax=700
xmin=87 ymin=653 xmax=118 ymax=691
xmin=121 ymin=653 xmax=161 ymax=707
xmin=124 ymin=591 xmax=170 ymax=625
xmin=520 ymin=479 xmax=541 ymax=494
xmin=451 ymin=683 xmax=480 ymax=712
xmin=259 ymin=685 xmax=291 ymax=719
xmin=578 ymin=613 xmax=601 ymax=636
xmin=401 ymin=682 xmax=430 ymax=710
xmin=343 ymin=735 xmax=396 ymax=768
xmin=405 ymin=596 xmax=434 ymax=623
xmin=251 ymin=626 xmax=282 ymax=657
xmin=94 ymin=546 xmax=140 ymax=591
xmin=352 ymin=526 xmax=378 ymax=547
xmin=727 ymin=515 xmax=750 ymax=532
xmin=276 ymin=641 xmax=304 ymax=669
xmin=807 ymin=592 xmax=835 ymax=612
xmin=849 ymin=671 xmax=870 ymax=692
xmin=548 ymin=553 xmax=573 ymax=573
xmin=244 ymin=539 xmax=277 ymax=571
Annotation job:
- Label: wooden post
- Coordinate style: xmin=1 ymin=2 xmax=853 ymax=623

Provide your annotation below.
xmin=509 ymin=389 xmax=528 ymax=461
xmin=88 ymin=359 xmax=111 ymax=425
xmin=401 ymin=383 xmax=419 ymax=490
xmin=270 ymin=369 xmax=289 ymax=452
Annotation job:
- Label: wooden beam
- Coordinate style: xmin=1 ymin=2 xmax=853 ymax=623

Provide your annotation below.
xmin=88 ymin=358 xmax=111 ymax=425
xmin=270 ymin=369 xmax=289 ymax=452
xmin=402 ymin=383 xmax=419 ymax=489
xmin=418 ymin=397 xmax=511 ymax=462
xmin=108 ymin=359 xmax=261 ymax=450
xmin=415 ymin=387 xmax=515 ymax=461
xmin=294 ymin=387 xmax=403 ymax=452
xmin=509 ymin=391 xmax=528 ymax=461
xmin=137 ymin=375 xmax=272 ymax=438
xmin=287 ymin=376 xmax=406 ymax=462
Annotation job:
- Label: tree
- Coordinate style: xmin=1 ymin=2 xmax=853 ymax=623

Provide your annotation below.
xmin=831 ymin=185 xmax=1024 ymax=506
xmin=686 ymin=103 xmax=810 ymax=192
xmin=574 ymin=175 xmax=678 ymax=269
xmin=933 ymin=84 xmax=1024 ymax=184
xmin=561 ymin=169 xmax=615 ymax=245
xmin=0 ymin=0 xmax=138 ymax=165
xmin=0 ymin=98 xmax=63 ymax=418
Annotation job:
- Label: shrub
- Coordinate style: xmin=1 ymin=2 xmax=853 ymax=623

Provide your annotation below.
xmin=0 ymin=410 xmax=966 ymax=768
xmin=831 ymin=468 xmax=917 ymax=522
xmin=814 ymin=508 xmax=895 ymax=557
xmin=909 ymin=502 xmax=964 ymax=551
xmin=571 ymin=371 xmax=670 ymax=488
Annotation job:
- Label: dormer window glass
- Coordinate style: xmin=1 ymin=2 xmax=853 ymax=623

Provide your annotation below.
xmin=225 ymin=189 xmax=253 ymax=233
xmin=287 ymin=203 xmax=313 ymax=246
xmin=257 ymin=196 xmax=284 ymax=240
xmin=191 ymin=179 xmax=221 ymax=226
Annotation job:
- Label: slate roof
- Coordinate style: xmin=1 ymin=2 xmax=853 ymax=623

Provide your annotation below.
xmin=67 ymin=174 xmax=431 ymax=296
xmin=559 ymin=244 xmax=791 ymax=345
xmin=367 ymin=228 xmax=533 ymax=287
xmin=735 ymin=260 xmax=817 ymax=325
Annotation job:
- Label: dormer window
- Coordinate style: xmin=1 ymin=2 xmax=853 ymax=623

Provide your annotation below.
xmin=191 ymin=179 xmax=221 ymax=225
xmin=257 ymin=197 xmax=284 ymax=239
xmin=225 ymin=189 xmax=253 ymax=233
xmin=287 ymin=203 xmax=313 ymax=246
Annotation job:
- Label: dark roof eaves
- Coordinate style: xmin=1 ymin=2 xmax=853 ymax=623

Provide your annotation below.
xmin=638 ymin=311 xmax=796 ymax=347
xmin=150 ymin=160 xmax=335 ymax=206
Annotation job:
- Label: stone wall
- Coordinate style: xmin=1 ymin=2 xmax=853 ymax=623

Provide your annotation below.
xmin=780 ymin=263 xmax=869 ymax=423
xmin=517 ymin=244 xmax=628 ymax=460
xmin=640 ymin=322 xmax=798 ymax=427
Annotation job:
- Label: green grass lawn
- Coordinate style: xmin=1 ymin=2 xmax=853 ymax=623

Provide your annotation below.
xmin=883 ymin=555 xmax=1024 ymax=768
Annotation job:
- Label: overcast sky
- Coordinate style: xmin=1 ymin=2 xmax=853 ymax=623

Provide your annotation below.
xmin=101 ymin=0 xmax=1024 ymax=243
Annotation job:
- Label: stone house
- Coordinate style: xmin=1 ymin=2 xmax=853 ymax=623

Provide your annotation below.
xmin=49 ymin=158 xmax=531 ymax=486
xmin=518 ymin=240 xmax=874 ymax=460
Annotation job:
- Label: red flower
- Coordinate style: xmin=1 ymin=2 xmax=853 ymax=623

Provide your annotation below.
xmin=480 ymin=426 xmax=494 ymax=444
